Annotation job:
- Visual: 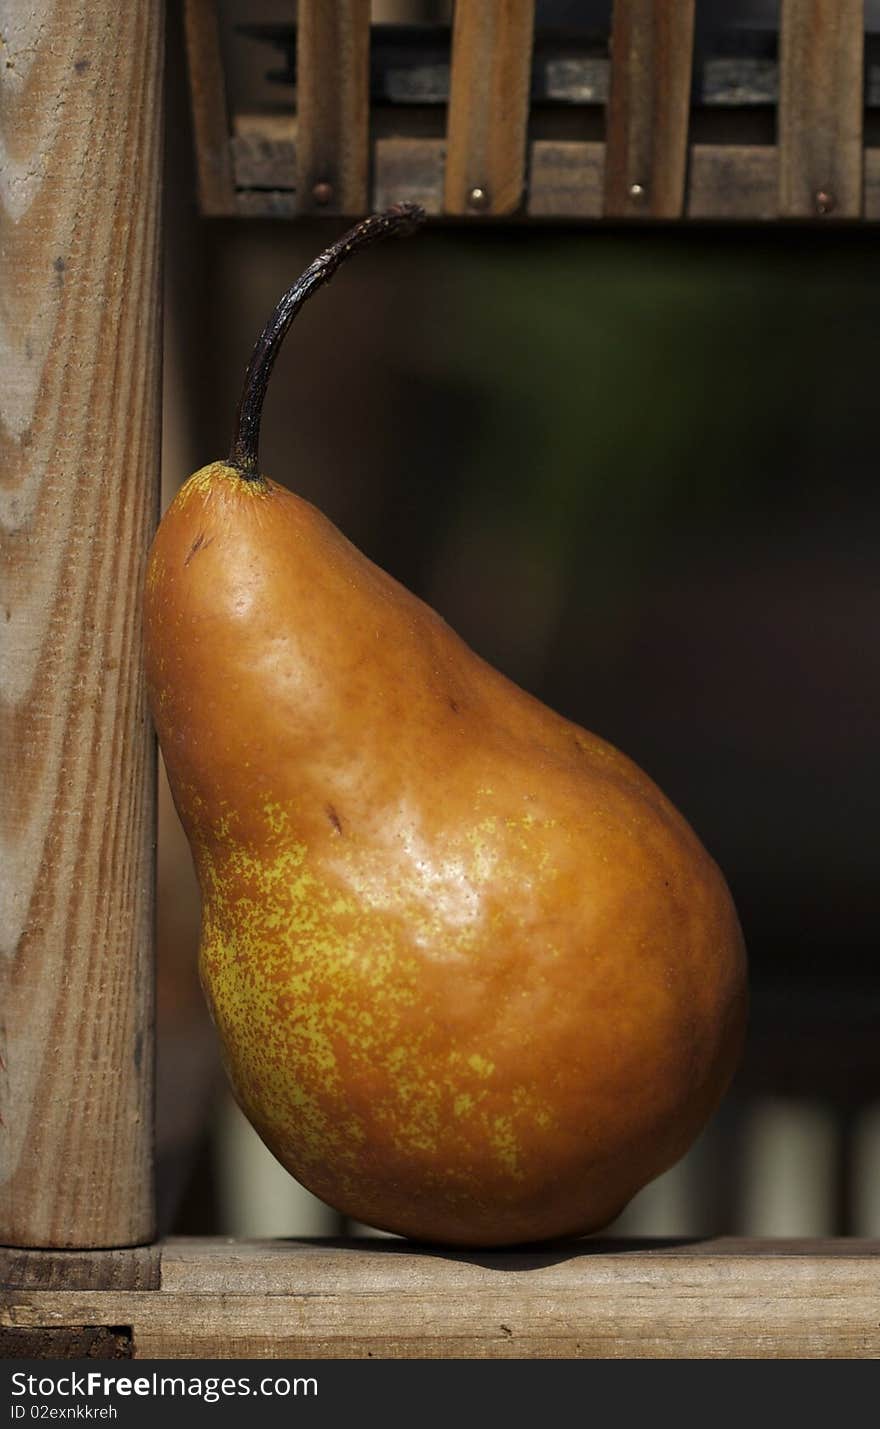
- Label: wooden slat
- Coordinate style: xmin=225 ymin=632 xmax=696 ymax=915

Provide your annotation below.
xmin=183 ymin=0 xmax=236 ymax=216
xmin=0 ymin=0 xmax=160 ymax=1249
xmin=373 ymin=139 xmax=446 ymax=217
xmin=444 ymin=1 xmax=537 ymax=216
xmin=0 ymin=1246 xmax=160 ymax=1291
xmin=534 ymin=144 xmax=778 ymax=223
xmin=232 ymin=128 xmax=296 ymax=191
xmin=230 ymin=132 xmax=446 ymax=220
xmin=0 ymin=1326 xmax=133 ymax=1360
xmin=157 ymin=1235 xmax=880 ymax=1293
xmin=778 ymin=0 xmax=864 ymax=218
xmin=222 ymin=118 xmax=880 ymax=224
xmin=235 ymin=190 xmax=300 ymax=219
xmin=296 ymin=0 xmax=371 ymax=216
xmin=222 ymin=113 xmax=880 ymax=225
xmin=687 ymin=145 xmax=778 ymax=221
xmin=604 ymin=0 xmax=697 ymax=218
xmin=864 ymin=147 xmax=880 ymax=218
xmin=528 ymin=142 xmax=605 ymax=219
xmin=0 ymin=1238 xmax=878 ymax=1359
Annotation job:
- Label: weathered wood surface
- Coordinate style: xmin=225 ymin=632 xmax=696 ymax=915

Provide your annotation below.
xmin=296 ymin=0 xmax=371 ymax=216
xmin=532 ymin=143 xmax=778 ymax=223
xmin=444 ymin=1 xmax=536 ymax=216
xmin=604 ymin=0 xmax=697 ymax=219
xmin=184 ymin=0 xmax=237 ymax=215
xmin=227 ymin=118 xmax=880 ymax=224
xmin=231 ymin=119 xmax=448 ymax=217
xmin=1 ymin=1246 xmax=160 ymax=1291
xmin=0 ymin=1 xmax=161 ymax=1247
xmin=528 ymin=142 xmax=605 ymax=219
xmin=778 ymin=0 xmax=864 ymax=218
xmin=0 ymin=1325 xmax=133 ymax=1360
xmin=374 ymin=138 xmax=446 ymax=217
xmin=232 ymin=126 xmax=297 ymax=193
xmin=687 ymin=146 xmax=778 ymax=222
xmin=1 ymin=1239 xmax=878 ymax=1359
xmin=865 ymin=149 xmax=880 ymax=220
xmin=194 ymin=10 xmax=879 ymax=222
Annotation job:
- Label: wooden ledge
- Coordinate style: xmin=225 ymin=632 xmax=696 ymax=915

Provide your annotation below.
xmin=2 ymin=1237 xmax=878 ymax=1359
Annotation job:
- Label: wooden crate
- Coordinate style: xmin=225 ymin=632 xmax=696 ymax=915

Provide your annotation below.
xmin=186 ymin=1 xmax=876 ymax=222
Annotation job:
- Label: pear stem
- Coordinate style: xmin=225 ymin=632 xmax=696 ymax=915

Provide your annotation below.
xmin=228 ymin=203 xmax=426 ymax=480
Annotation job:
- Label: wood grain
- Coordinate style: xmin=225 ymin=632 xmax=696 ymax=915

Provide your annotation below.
xmin=0 ymin=0 xmax=161 ymax=1248
xmin=528 ymin=142 xmax=605 ymax=219
xmin=184 ymin=0 xmax=237 ymax=216
xmin=373 ymin=138 xmax=446 ymax=217
xmin=687 ymin=145 xmax=778 ymax=221
xmin=296 ymin=0 xmax=371 ymax=216
xmin=864 ymin=147 xmax=880 ymax=217
xmin=232 ymin=127 xmax=297 ymax=192
xmin=0 ymin=1238 xmax=877 ymax=1359
xmin=0 ymin=1246 xmax=160 ymax=1291
xmin=444 ymin=1 xmax=537 ymax=216
xmin=604 ymin=0 xmax=697 ymax=218
xmin=0 ymin=1325 xmax=132 ymax=1360
xmin=779 ymin=0 xmax=864 ymax=218
xmin=222 ymin=115 xmax=880 ymax=223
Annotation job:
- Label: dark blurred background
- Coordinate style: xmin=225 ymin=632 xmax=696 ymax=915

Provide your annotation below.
xmin=156 ymin=0 xmax=880 ymax=1242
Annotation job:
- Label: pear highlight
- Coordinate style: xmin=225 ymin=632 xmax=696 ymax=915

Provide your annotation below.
xmin=144 ymin=207 xmax=747 ymax=1246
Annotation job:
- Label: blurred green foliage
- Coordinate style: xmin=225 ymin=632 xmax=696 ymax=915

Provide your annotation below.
xmin=426 ymin=227 xmax=879 ymax=572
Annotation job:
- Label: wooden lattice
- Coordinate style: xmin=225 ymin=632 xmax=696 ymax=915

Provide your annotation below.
xmin=186 ymin=1 xmax=876 ymax=222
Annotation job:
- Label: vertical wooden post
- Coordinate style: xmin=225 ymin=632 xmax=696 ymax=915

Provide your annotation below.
xmin=0 ymin=1 xmax=163 ymax=1247
xmin=444 ymin=0 xmax=536 ymax=217
xmin=604 ymin=0 xmax=696 ymax=219
xmin=296 ymin=0 xmax=371 ymax=216
xmin=184 ymin=0 xmax=237 ymax=216
xmin=778 ymin=0 xmax=864 ymax=219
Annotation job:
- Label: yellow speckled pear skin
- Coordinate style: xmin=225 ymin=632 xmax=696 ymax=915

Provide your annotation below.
xmin=144 ymin=210 xmax=747 ymax=1247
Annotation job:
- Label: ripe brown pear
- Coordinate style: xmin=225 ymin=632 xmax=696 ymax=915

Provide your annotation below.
xmin=144 ymin=206 xmax=747 ymax=1246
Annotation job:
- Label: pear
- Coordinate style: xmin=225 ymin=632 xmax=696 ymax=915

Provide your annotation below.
xmin=144 ymin=206 xmax=746 ymax=1247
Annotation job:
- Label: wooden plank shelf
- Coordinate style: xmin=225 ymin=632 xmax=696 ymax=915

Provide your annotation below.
xmin=2 ymin=1238 xmax=879 ymax=1359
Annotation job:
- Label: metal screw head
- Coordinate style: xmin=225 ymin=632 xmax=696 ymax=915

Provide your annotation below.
xmin=629 ymin=182 xmax=646 ymax=201
xmin=815 ymin=189 xmax=835 ymax=215
xmin=467 ymin=185 xmax=489 ymax=211
xmin=312 ymin=180 xmax=334 ymax=206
